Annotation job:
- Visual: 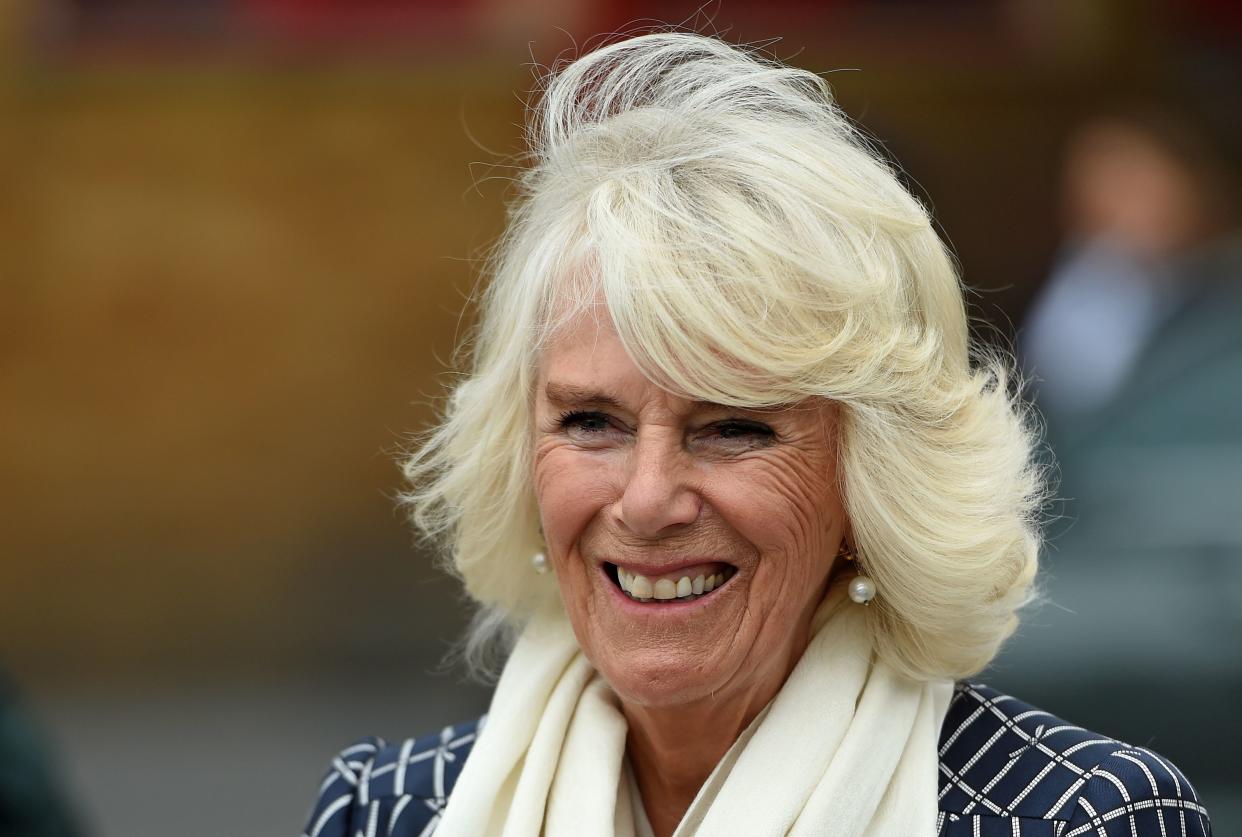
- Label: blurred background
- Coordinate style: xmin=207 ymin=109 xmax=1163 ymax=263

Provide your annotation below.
xmin=1 ymin=1 xmax=1239 ymax=835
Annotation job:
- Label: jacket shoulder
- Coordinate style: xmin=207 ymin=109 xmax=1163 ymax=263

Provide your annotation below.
xmin=300 ymin=717 xmax=485 ymax=837
xmin=937 ymin=682 xmax=1212 ymax=836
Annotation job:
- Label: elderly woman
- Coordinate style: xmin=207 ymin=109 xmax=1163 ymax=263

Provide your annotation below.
xmin=303 ymin=34 xmax=1212 ymax=837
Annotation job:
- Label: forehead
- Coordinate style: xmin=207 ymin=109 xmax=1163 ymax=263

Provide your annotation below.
xmin=536 ymin=307 xmax=646 ymax=391
xmin=535 ymin=308 xmax=834 ymax=425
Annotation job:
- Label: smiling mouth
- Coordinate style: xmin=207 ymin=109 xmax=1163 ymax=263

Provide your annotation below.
xmin=604 ymin=562 xmax=737 ymax=603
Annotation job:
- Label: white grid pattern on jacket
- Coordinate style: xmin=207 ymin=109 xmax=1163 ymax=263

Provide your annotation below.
xmin=302 ymin=683 xmax=1212 ymax=837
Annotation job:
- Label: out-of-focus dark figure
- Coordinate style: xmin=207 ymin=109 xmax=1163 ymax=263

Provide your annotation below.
xmin=1023 ymin=106 xmax=1242 ymax=567
xmin=1023 ymin=107 xmax=1241 ymax=433
xmin=998 ymin=106 xmax=1242 ymax=809
xmin=0 ymin=671 xmax=83 ymax=837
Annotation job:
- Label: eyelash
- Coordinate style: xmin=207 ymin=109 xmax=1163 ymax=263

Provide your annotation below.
xmin=556 ymin=410 xmax=775 ymax=443
xmin=557 ymin=410 xmax=614 ymax=433
xmin=714 ymin=420 xmax=776 ymax=442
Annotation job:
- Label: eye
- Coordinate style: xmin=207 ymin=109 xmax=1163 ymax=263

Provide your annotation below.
xmin=700 ymin=419 xmax=776 ymax=448
xmin=557 ymin=410 xmax=623 ymax=444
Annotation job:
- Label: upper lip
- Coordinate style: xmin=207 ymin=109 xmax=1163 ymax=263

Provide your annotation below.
xmin=607 ymin=558 xmax=734 ymax=576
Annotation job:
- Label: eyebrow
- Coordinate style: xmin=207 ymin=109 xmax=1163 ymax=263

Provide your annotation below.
xmin=542 ymin=381 xmax=736 ymax=413
xmin=542 ymin=382 xmax=627 ymax=410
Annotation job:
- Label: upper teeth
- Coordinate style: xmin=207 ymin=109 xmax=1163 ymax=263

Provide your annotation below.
xmin=616 ymin=567 xmax=732 ymax=602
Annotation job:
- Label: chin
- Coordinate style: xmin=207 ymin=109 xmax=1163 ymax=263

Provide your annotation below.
xmin=592 ymin=647 xmax=731 ymax=708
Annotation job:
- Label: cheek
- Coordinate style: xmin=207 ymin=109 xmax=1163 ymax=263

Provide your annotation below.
xmin=533 ymin=449 xmax=615 ymax=557
xmin=730 ymin=459 xmax=839 ymax=543
xmin=711 ymin=456 xmax=843 ymax=580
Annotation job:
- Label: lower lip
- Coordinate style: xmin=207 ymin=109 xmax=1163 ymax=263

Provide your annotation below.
xmin=601 ymin=565 xmax=732 ymax=614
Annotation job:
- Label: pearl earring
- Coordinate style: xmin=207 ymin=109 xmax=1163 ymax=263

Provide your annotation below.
xmin=848 ymin=575 xmax=876 ymax=605
xmin=531 ymin=552 xmax=549 ymax=574
xmin=838 ymin=544 xmax=876 ymax=606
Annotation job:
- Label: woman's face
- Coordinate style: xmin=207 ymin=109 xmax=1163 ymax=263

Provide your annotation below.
xmin=532 ymin=311 xmax=847 ymax=710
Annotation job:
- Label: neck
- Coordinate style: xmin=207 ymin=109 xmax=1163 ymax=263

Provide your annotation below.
xmin=621 ymin=688 xmax=767 ymax=837
xmin=620 ymin=633 xmax=810 ymax=837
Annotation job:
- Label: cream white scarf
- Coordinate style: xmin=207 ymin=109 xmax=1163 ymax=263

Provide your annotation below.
xmin=435 ymin=582 xmax=952 ymax=837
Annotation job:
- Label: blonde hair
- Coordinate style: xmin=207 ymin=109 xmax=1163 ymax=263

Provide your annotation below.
xmin=402 ymin=32 xmax=1048 ymax=682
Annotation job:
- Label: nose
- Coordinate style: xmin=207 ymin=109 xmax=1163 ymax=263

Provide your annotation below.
xmin=615 ymin=431 xmax=702 ymax=539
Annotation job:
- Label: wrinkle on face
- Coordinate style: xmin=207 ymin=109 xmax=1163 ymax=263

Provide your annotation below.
xmin=531 ymin=309 xmax=847 ymax=714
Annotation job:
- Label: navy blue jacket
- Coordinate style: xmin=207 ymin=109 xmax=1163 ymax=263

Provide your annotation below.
xmin=302 ymin=682 xmax=1212 ymax=836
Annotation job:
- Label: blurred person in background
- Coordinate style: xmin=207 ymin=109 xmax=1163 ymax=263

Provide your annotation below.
xmin=1023 ymin=106 xmax=1240 ymax=435
xmin=0 ymin=670 xmax=82 ymax=837
xmin=1006 ymin=105 xmax=1242 ymax=802
xmin=302 ymin=34 xmax=1213 ymax=837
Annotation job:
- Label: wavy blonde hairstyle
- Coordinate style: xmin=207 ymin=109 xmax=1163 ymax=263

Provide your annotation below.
xmin=402 ymin=32 xmax=1048 ymax=682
